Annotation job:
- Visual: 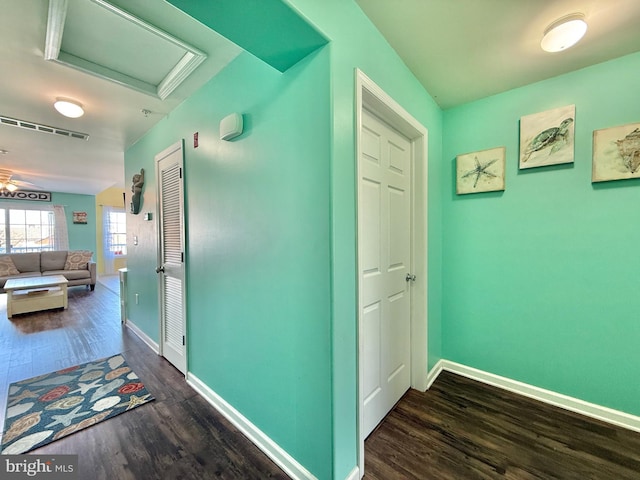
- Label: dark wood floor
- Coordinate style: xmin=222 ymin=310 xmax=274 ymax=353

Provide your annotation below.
xmin=0 ymin=284 xmax=288 ymax=480
xmin=364 ymin=371 xmax=640 ymax=480
xmin=4 ymin=286 xmax=640 ymax=480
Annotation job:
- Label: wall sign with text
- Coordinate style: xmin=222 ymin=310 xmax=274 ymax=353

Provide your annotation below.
xmin=0 ymin=190 xmax=52 ymax=202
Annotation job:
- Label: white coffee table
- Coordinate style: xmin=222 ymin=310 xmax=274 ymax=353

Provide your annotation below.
xmin=5 ymin=275 xmax=69 ymax=318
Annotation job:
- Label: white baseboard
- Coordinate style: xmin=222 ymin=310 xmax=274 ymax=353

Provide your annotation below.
xmin=425 ymin=360 xmax=444 ymax=390
xmin=187 ymin=373 xmax=318 ymax=480
xmin=125 ymin=320 xmax=159 ymax=354
xmin=344 ymin=466 xmax=359 ymax=480
xmin=431 ymin=360 xmax=640 ymax=434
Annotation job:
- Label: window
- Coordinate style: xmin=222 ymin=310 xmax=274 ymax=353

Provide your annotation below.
xmin=0 ymin=207 xmax=56 ymax=253
xmin=106 ymin=209 xmax=126 ymax=256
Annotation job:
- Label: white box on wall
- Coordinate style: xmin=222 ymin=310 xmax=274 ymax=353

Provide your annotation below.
xmin=220 ymin=113 xmax=243 ymax=141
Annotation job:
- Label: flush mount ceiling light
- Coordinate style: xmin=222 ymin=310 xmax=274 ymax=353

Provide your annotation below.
xmin=54 ymin=98 xmax=84 ymax=118
xmin=541 ymin=13 xmax=588 ymax=53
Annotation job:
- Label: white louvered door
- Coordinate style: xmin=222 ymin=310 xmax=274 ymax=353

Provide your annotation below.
xmin=156 ymin=141 xmax=186 ymax=374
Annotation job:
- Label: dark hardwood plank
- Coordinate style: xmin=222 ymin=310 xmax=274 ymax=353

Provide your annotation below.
xmin=365 ymin=371 xmax=640 ymax=480
xmin=0 ymin=285 xmax=288 ymax=480
xmin=7 ymin=285 xmax=639 ymax=479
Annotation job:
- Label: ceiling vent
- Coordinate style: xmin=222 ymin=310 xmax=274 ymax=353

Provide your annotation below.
xmin=0 ymin=115 xmax=89 ymax=140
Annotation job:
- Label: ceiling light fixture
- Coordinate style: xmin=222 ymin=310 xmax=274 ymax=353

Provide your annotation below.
xmin=0 ymin=181 xmax=18 ymax=192
xmin=541 ymin=13 xmax=587 ymax=53
xmin=54 ymin=98 xmax=84 ymax=118
xmin=0 ymin=169 xmax=31 ymax=192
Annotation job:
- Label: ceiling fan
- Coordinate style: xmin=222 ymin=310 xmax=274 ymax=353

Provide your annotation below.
xmin=0 ymin=169 xmax=41 ymax=192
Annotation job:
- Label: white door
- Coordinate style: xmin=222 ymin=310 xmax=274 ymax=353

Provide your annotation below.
xmin=156 ymin=141 xmax=187 ymax=374
xmin=359 ymin=108 xmax=412 ymax=438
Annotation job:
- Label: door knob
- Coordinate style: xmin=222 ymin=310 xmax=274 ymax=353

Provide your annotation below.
xmin=155 ymin=265 xmax=165 ymax=274
xmin=405 ymin=273 xmax=416 ymax=282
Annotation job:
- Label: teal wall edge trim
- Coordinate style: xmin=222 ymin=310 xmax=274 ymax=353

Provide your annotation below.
xmin=165 ymin=0 xmax=328 ymax=72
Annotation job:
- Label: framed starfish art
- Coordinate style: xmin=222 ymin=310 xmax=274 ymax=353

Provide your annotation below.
xmin=456 ymin=146 xmax=506 ymax=195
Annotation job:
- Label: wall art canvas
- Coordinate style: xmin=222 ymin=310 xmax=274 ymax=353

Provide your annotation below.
xmin=72 ymin=211 xmax=87 ymax=224
xmin=519 ymin=105 xmax=575 ymax=169
xmin=456 ymin=146 xmax=505 ymax=195
xmin=592 ymin=122 xmax=640 ymax=182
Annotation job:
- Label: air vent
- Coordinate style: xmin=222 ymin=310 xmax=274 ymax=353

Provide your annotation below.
xmin=0 ymin=115 xmax=89 ymax=141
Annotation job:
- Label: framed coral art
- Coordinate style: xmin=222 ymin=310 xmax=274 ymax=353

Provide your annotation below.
xmin=592 ymin=122 xmax=640 ymax=182
xmin=520 ymin=105 xmax=575 ymax=169
xmin=456 ymin=147 xmax=505 ymax=195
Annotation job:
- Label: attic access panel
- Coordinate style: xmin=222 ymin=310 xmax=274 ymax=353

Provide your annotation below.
xmin=45 ymin=0 xmax=207 ymax=99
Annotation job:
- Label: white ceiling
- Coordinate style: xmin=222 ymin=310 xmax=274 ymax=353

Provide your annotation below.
xmin=356 ymin=0 xmax=640 ymax=109
xmin=1 ymin=1 xmax=639 ymax=196
xmin=0 ymin=0 xmax=241 ymax=195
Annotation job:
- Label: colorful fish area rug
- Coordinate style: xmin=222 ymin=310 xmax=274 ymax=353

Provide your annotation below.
xmin=1 ymin=354 xmax=154 ymax=454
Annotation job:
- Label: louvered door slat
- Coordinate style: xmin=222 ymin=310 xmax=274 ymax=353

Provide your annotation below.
xmin=156 ymin=141 xmax=186 ymax=374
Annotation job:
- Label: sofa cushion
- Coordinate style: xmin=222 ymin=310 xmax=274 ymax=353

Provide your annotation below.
xmin=41 ymin=251 xmax=68 ymax=271
xmin=9 ymin=252 xmax=41 ymax=273
xmin=0 ymin=256 xmax=20 ymax=276
xmin=43 ymin=269 xmax=91 ymax=281
xmin=64 ymin=250 xmax=93 ymax=270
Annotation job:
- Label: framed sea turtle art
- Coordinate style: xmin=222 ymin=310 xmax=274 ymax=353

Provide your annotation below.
xmin=592 ymin=122 xmax=640 ymax=182
xmin=519 ymin=105 xmax=575 ymax=169
xmin=456 ymin=146 xmax=505 ymax=195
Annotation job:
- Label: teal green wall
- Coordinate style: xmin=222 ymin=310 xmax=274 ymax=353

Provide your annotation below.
xmin=126 ymin=48 xmax=334 ymax=478
xmin=121 ymin=152 xmax=159 ymax=344
xmin=166 ymin=0 xmax=328 ymax=71
xmin=125 ymin=1 xmax=444 ymax=477
xmin=188 ymin=50 xmax=333 ymax=477
xmin=442 ymin=51 xmax=640 ymax=416
xmin=126 ymin=0 xmax=445 ymax=477
xmin=124 ymin=0 xmax=640 ymax=477
xmin=54 ymin=192 xmax=97 ymax=252
xmin=0 ymin=192 xmax=97 ymax=253
xmin=286 ymin=1 xmax=443 ymax=476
